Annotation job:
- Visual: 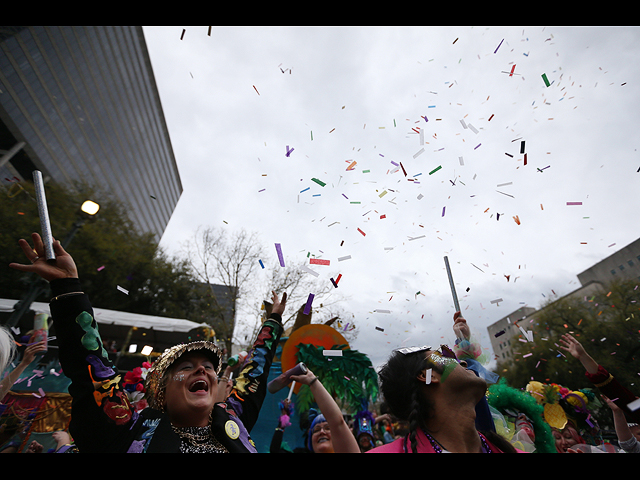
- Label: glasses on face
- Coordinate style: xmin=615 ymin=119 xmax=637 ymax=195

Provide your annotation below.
xmin=396 ymin=345 xmax=431 ymax=355
xmin=396 ymin=344 xmax=457 ymax=359
xmin=312 ymin=423 xmax=330 ymax=435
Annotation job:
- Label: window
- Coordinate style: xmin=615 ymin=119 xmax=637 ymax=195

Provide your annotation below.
xmin=611 ymin=269 xmax=617 ymax=275
xmin=619 ymin=265 xmax=625 ymax=271
xmin=628 ymin=260 xmax=634 ymax=267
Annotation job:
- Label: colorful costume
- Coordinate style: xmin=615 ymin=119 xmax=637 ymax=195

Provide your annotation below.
xmin=487 ymin=378 xmax=557 ymax=453
xmin=50 ymin=277 xmax=283 ymax=453
xmin=585 ymin=364 xmax=640 ymax=424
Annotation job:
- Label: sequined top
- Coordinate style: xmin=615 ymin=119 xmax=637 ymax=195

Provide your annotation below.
xmin=172 ymin=425 xmax=229 ymax=453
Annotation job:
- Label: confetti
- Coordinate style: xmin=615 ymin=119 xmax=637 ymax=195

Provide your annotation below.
xmin=259 ymin=259 xmax=265 ymax=269
xmin=338 ymin=255 xmax=351 ymax=261
xmin=541 ymin=73 xmax=550 ymax=87
xmin=301 ymin=265 xmax=319 ymax=277
xmin=429 ymin=165 xmax=442 ymax=175
xmin=253 ymin=85 xmax=260 ymax=95
xmin=323 ymin=350 xmax=343 ymax=357
xmin=357 ymin=228 xmax=366 ymax=236
xmin=117 ymin=285 xmax=129 ymax=295
xmin=303 ymin=293 xmax=315 ymax=315
xmin=310 ymin=258 xmax=330 ymax=266
xmin=285 ymin=145 xmax=294 ymax=157
xmin=97 ymin=265 xmax=105 ymax=272
xmin=275 ymin=243 xmax=285 ymax=267
xmin=494 ymin=38 xmax=504 ymax=54
xmin=311 ymin=178 xmax=326 ymax=187
xmin=566 ymin=201 xmax=583 ymax=206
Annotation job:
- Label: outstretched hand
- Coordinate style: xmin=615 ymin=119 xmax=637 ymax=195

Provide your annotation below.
xmin=20 ymin=341 xmax=47 ymax=367
xmin=271 ymin=291 xmax=287 ymax=316
xmin=558 ymin=333 xmax=587 ymax=360
xmin=9 ymin=233 xmax=78 ymax=282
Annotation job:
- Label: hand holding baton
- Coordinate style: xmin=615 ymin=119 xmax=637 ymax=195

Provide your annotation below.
xmin=32 ymin=170 xmax=55 ymax=260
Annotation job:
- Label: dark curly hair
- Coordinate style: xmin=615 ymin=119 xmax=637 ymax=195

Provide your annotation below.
xmin=377 ymin=348 xmax=440 ymax=453
xmin=378 ymin=348 xmax=517 ymax=453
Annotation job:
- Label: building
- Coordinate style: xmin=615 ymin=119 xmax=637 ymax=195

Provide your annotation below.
xmin=486 ymin=237 xmax=640 ymax=363
xmin=0 ymin=26 xmax=181 ymax=240
xmin=487 ymin=306 xmax=536 ymax=364
xmin=577 ymin=237 xmax=640 ymax=286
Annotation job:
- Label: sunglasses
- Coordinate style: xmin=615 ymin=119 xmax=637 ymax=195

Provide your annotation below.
xmin=396 ymin=344 xmax=457 ymax=359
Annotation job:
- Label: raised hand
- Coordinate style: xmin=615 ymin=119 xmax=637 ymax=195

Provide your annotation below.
xmin=270 ymin=291 xmax=288 ymax=316
xmin=453 ymin=311 xmax=470 ymax=340
xmin=9 ymin=233 xmax=78 ymax=282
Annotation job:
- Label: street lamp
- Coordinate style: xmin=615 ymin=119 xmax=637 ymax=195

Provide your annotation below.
xmin=81 ymin=200 xmax=100 ymax=216
xmin=5 ymin=199 xmax=100 ymax=328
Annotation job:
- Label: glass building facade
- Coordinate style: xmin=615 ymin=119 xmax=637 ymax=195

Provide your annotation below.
xmin=0 ymin=26 xmax=181 ymax=240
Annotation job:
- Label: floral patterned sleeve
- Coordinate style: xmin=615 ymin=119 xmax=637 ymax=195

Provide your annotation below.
xmin=50 ymin=278 xmax=139 ymax=452
xmin=224 ymin=315 xmax=284 ymax=432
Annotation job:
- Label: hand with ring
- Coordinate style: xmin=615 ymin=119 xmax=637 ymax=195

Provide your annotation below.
xmin=9 ymin=233 xmax=78 ymax=282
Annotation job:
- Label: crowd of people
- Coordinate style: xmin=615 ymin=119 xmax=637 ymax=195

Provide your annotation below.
xmin=1 ymin=232 xmax=638 ymax=453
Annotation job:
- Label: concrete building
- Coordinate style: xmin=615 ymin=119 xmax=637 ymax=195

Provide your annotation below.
xmin=577 ymin=237 xmax=640 ymax=286
xmin=0 ymin=26 xmax=181 ymax=240
xmin=486 ymin=237 xmax=640 ymax=363
xmin=487 ymin=306 xmax=536 ymax=364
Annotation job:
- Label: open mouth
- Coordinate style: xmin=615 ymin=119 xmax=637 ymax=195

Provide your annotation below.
xmin=189 ymin=380 xmax=209 ymax=392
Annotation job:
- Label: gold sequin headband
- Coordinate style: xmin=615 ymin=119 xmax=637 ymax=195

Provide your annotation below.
xmin=145 ymin=341 xmax=222 ymax=411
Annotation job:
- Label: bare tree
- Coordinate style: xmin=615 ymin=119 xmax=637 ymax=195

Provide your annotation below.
xmin=182 ymin=226 xmax=357 ymax=355
xmin=234 ymin=257 xmax=355 ymax=350
xmin=182 ymin=226 xmax=265 ymax=355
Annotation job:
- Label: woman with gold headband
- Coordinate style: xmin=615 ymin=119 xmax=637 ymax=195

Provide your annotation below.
xmin=9 ymin=233 xmax=287 ymax=453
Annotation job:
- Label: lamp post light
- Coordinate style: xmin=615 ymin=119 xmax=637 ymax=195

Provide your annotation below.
xmin=5 ymin=200 xmax=100 ymax=328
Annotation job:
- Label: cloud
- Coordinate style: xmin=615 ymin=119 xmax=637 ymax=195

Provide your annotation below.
xmin=144 ymin=25 xmax=640 ymax=370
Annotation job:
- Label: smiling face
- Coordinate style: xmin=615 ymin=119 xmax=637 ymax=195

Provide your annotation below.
xmin=163 ymin=351 xmax=219 ymax=427
xmin=311 ymin=421 xmax=333 ymax=453
xmin=552 ymin=425 xmax=581 ymax=453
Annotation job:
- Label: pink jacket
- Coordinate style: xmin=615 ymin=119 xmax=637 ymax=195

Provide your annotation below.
xmin=367 ymin=428 xmax=508 ymax=453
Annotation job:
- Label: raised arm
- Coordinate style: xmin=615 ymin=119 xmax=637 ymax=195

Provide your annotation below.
xmin=558 ymin=334 xmax=599 ymax=375
xmin=291 ymin=368 xmax=360 ymax=453
xmin=225 ymin=291 xmax=286 ymax=431
xmin=9 ymin=233 xmax=138 ymax=452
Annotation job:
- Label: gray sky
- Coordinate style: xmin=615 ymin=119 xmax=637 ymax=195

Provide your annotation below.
xmin=142 ymin=26 xmax=640 ymax=370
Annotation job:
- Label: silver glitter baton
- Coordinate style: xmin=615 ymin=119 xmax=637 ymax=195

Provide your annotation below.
xmin=32 ymin=170 xmax=56 ymax=260
xmin=444 ymin=255 xmax=460 ymax=312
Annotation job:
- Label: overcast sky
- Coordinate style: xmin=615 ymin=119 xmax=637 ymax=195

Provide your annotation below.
xmin=141 ymin=26 xmax=640 ymax=370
